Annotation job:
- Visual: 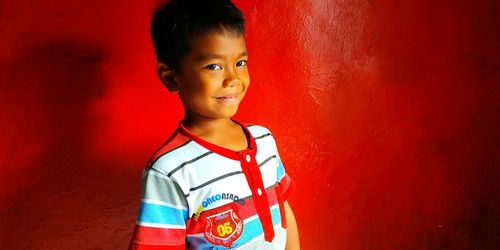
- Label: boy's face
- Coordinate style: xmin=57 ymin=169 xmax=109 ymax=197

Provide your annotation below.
xmin=170 ymin=32 xmax=250 ymax=122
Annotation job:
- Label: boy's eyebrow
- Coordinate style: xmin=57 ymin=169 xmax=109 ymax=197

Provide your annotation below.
xmin=194 ymin=51 xmax=248 ymax=61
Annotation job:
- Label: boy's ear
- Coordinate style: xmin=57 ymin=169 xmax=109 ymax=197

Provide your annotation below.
xmin=157 ymin=62 xmax=179 ymax=92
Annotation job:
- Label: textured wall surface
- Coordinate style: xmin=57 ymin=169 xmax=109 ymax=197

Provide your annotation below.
xmin=1 ymin=0 xmax=499 ymax=249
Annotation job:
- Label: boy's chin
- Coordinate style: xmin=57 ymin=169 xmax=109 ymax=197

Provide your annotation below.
xmin=187 ymin=109 xmax=240 ymax=121
xmin=213 ymin=105 xmax=240 ymax=117
xmin=216 ymin=110 xmax=239 ymax=119
xmin=215 ymin=109 xmax=241 ymax=120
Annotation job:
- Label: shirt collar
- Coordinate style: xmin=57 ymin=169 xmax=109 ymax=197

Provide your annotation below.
xmin=177 ymin=119 xmax=257 ymax=161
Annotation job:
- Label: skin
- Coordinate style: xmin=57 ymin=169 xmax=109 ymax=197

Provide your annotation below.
xmin=157 ymin=31 xmax=300 ymax=249
xmin=285 ymin=201 xmax=300 ymax=249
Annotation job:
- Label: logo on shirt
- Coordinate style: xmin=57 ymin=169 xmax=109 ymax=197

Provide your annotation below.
xmin=193 ymin=192 xmax=245 ymax=221
xmin=200 ymin=203 xmax=243 ymax=247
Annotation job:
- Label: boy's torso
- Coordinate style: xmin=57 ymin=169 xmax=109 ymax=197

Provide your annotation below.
xmin=143 ymin=123 xmax=287 ymax=249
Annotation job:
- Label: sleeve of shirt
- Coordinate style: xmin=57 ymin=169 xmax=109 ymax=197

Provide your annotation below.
xmin=276 ymin=154 xmax=296 ymax=201
xmin=128 ymin=167 xmax=188 ymax=250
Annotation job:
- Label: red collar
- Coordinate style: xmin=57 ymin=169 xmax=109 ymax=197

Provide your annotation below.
xmin=177 ymin=119 xmax=257 ymax=161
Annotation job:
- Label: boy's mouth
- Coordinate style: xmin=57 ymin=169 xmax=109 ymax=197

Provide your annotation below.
xmin=213 ymin=94 xmax=240 ymax=105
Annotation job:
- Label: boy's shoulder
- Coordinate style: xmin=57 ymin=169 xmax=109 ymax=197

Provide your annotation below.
xmin=143 ymin=127 xmax=196 ymax=178
xmin=246 ymin=123 xmax=275 ymax=138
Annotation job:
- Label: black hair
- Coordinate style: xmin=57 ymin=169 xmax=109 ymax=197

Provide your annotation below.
xmin=151 ymin=0 xmax=245 ymax=72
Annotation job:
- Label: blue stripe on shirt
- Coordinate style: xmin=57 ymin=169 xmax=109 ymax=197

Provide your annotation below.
xmin=137 ymin=201 xmax=188 ymax=226
xmin=277 ymin=159 xmax=285 ymax=181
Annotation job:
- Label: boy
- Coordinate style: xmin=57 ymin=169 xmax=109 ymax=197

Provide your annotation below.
xmin=128 ymin=0 xmax=299 ymax=249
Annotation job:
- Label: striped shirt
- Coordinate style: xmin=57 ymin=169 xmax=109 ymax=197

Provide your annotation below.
xmin=128 ymin=120 xmax=295 ymax=249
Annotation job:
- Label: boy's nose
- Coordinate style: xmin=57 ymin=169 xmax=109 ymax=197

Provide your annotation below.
xmin=222 ymin=68 xmax=242 ymax=88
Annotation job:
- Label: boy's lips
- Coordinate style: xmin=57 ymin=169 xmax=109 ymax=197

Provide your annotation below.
xmin=213 ymin=94 xmax=240 ymax=105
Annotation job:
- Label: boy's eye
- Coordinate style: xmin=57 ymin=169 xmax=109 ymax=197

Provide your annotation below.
xmin=236 ymin=60 xmax=247 ymax=67
xmin=207 ymin=64 xmax=222 ymax=70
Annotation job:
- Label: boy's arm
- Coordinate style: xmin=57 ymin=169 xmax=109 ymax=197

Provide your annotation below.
xmin=129 ymin=168 xmax=188 ymax=250
xmin=285 ymin=201 xmax=300 ymax=250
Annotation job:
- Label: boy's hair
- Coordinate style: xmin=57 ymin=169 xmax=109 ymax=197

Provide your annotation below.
xmin=151 ymin=0 xmax=245 ymax=72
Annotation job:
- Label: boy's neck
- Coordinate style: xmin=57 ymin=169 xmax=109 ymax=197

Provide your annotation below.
xmin=180 ymin=115 xmax=249 ymax=152
xmin=181 ymin=116 xmax=237 ymax=137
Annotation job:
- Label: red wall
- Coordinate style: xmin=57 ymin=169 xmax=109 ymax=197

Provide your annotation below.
xmin=1 ymin=0 xmax=499 ymax=249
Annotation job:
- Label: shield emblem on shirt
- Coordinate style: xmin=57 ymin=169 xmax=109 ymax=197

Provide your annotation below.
xmin=201 ymin=204 xmax=243 ymax=247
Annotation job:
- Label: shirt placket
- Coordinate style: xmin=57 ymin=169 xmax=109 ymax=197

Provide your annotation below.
xmin=239 ymin=151 xmax=275 ymax=242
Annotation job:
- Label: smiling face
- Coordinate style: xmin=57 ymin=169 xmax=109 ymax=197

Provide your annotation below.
xmin=163 ymin=31 xmax=250 ymax=123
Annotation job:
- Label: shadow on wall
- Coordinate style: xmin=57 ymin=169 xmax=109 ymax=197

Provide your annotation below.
xmin=0 ymin=39 xmax=137 ymax=248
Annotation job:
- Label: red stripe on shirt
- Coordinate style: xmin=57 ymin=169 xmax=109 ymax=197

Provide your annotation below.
xmin=129 ymin=243 xmax=184 ymax=250
xmin=280 ymin=174 xmax=295 ymax=200
xmin=129 ymin=224 xmax=185 ymax=248
xmin=146 ymin=129 xmax=191 ymax=167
